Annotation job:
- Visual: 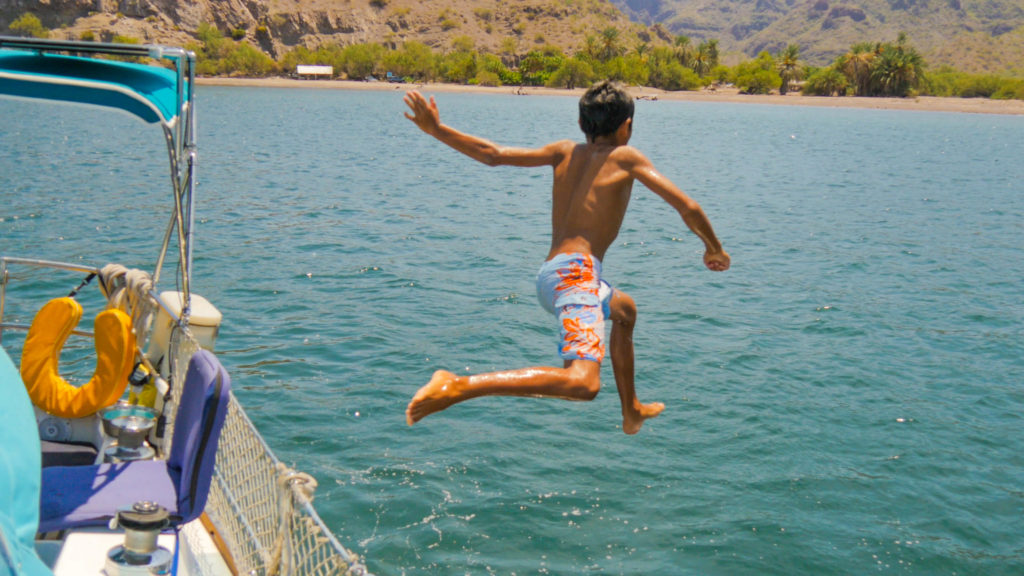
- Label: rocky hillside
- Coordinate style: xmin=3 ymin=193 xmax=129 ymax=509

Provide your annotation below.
xmin=613 ymin=0 xmax=1024 ymax=73
xmin=2 ymin=0 xmax=1022 ymax=73
xmin=0 ymin=0 xmax=660 ymax=59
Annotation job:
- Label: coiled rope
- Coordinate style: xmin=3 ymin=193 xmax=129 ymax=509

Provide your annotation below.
xmin=267 ymin=462 xmax=320 ymax=575
xmin=99 ymin=264 xmax=158 ymax=375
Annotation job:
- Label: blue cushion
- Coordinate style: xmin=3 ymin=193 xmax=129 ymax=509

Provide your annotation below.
xmin=38 ymin=350 xmax=230 ymax=532
xmin=37 ymin=461 xmax=177 ymax=533
xmin=167 ymin=349 xmax=230 ymax=520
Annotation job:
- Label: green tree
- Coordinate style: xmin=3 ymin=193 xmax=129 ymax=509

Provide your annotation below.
xmin=802 ymin=66 xmax=848 ymax=96
xmin=599 ymin=27 xmax=623 ymax=62
xmin=673 ymin=35 xmax=693 ymax=69
xmin=647 ymin=47 xmax=700 ymax=91
xmin=600 ymin=54 xmax=648 ymax=87
xmin=776 ymin=44 xmax=802 ymax=95
xmin=693 ymin=39 xmax=719 ymax=75
xmin=473 ymin=69 xmax=501 ymax=86
xmin=923 ymin=67 xmax=1024 ymax=100
xmin=870 ymin=36 xmax=924 ymax=97
xmin=992 ymin=78 xmax=1024 ymax=100
xmin=188 ymin=23 xmax=228 ymax=74
xmin=500 ymin=37 xmax=519 ymax=67
xmin=834 ymin=35 xmax=925 ymax=97
xmin=280 ymin=45 xmax=314 ymax=72
xmin=9 ymin=13 xmax=49 ymax=38
xmin=450 ymin=35 xmax=475 ymax=54
xmin=342 ymin=43 xmax=385 ymax=79
xmin=438 ymin=50 xmax=477 ymax=84
xmin=709 ymin=65 xmax=732 ymax=85
xmin=733 ymin=52 xmax=780 ymax=94
xmin=224 ymin=42 xmax=278 ymax=77
xmin=385 ymin=41 xmax=435 ymax=80
xmin=547 ymin=56 xmax=594 ymax=89
xmin=479 ymin=52 xmax=519 ymax=85
xmin=705 ymin=39 xmax=720 ymax=67
xmin=581 ymin=35 xmax=601 ymax=61
xmin=837 ymin=43 xmax=877 ymax=96
xmin=520 ymin=46 xmax=564 ymax=86
xmin=633 ymin=42 xmax=649 ymax=61
xmin=187 ymin=23 xmax=279 ymax=76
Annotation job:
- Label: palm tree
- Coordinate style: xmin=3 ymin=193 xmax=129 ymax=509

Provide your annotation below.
xmin=582 ymin=35 xmax=600 ymax=62
xmin=599 ymin=27 xmax=622 ymax=62
xmin=692 ymin=50 xmax=711 ymax=77
xmin=673 ymin=35 xmax=692 ymax=69
xmin=703 ymin=39 xmax=720 ymax=68
xmin=692 ymin=40 xmax=719 ymax=76
xmin=838 ymin=43 xmax=876 ymax=96
xmin=776 ymin=44 xmax=802 ymax=95
xmin=872 ymin=42 xmax=924 ymax=96
xmin=633 ymin=42 xmax=650 ymax=62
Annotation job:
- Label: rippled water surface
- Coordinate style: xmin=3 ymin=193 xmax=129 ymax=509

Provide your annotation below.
xmin=3 ymin=87 xmax=1023 ymax=575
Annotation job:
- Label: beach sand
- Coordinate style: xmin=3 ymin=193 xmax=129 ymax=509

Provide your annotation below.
xmin=197 ymin=76 xmax=1024 ymax=116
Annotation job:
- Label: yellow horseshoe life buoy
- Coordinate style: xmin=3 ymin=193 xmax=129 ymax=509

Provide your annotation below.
xmin=19 ymin=297 xmax=135 ymax=419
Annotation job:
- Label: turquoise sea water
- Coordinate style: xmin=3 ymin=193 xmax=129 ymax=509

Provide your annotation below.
xmin=2 ymin=87 xmax=1023 ymax=575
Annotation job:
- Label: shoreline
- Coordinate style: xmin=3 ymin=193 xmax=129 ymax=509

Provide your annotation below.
xmin=196 ymin=76 xmax=1024 ymax=116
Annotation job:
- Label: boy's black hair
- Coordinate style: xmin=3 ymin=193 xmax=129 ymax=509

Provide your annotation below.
xmin=578 ymin=81 xmax=634 ymax=139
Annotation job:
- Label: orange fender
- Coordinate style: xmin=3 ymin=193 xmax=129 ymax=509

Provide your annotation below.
xmin=19 ymin=297 xmax=135 ymax=419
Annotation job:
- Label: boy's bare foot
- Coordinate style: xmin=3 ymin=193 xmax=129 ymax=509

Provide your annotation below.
xmin=622 ymin=401 xmax=665 ymax=435
xmin=406 ymin=370 xmax=462 ymax=425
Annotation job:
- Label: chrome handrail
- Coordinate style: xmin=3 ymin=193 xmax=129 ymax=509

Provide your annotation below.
xmin=0 ymin=257 xmax=102 ymax=344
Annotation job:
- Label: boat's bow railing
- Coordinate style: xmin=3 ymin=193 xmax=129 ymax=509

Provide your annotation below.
xmin=128 ymin=278 xmax=372 ymax=575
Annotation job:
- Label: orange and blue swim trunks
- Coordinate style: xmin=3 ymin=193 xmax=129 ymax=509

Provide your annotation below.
xmin=536 ymin=253 xmax=613 ymax=362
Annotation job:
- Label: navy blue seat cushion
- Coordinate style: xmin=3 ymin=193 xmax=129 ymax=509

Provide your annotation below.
xmin=38 ymin=349 xmax=229 ymax=532
xmin=37 ymin=461 xmax=177 ymax=532
xmin=167 ymin=349 xmax=230 ymax=518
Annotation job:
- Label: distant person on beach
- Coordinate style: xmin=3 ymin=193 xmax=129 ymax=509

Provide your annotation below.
xmin=403 ymin=81 xmax=730 ymax=434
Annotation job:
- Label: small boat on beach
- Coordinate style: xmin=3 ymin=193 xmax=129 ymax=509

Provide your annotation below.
xmin=0 ymin=36 xmax=371 ymax=575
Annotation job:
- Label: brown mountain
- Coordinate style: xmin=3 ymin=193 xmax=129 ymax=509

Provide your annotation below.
xmin=3 ymin=0 xmax=1022 ymax=74
xmin=0 ymin=0 xmax=657 ymax=59
xmin=612 ymin=0 xmax=1024 ymax=73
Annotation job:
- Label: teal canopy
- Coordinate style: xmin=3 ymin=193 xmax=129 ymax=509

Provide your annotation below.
xmin=0 ymin=45 xmax=186 ymax=125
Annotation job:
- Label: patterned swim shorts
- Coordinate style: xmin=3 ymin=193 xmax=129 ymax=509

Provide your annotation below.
xmin=536 ymin=253 xmax=613 ymax=362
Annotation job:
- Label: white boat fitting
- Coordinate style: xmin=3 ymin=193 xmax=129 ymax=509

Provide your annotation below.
xmin=0 ymin=36 xmax=371 ymax=576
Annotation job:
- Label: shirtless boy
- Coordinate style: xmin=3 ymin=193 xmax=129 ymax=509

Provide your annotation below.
xmin=403 ymin=81 xmax=730 ymax=434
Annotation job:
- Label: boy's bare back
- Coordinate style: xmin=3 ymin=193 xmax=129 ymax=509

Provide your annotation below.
xmin=547 ymin=141 xmax=636 ymax=262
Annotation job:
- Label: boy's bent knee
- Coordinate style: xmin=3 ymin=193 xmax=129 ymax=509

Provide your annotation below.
xmin=610 ymin=291 xmax=637 ymax=325
xmin=566 ymin=361 xmax=601 ymax=400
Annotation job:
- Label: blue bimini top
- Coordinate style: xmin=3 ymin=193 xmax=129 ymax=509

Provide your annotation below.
xmin=0 ymin=48 xmax=185 ymax=126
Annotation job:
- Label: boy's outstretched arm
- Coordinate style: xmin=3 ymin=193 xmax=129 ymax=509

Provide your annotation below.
xmin=404 ymin=90 xmax=568 ymax=168
xmin=625 ymin=150 xmax=730 ymax=271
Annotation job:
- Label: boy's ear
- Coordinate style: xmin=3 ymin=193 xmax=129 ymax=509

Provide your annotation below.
xmin=617 ymin=117 xmax=633 ymax=140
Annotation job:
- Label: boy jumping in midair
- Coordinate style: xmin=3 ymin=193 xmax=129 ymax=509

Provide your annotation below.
xmin=404 ymin=81 xmax=730 ymax=434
